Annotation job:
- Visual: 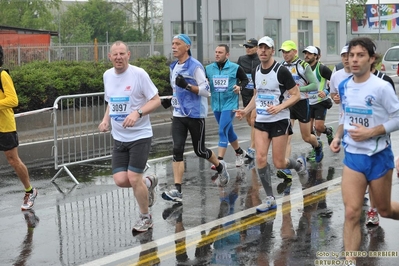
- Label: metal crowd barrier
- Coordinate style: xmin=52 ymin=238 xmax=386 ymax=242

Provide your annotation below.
xmin=9 ymin=92 xmax=171 ymax=185
xmin=50 ymin=92 xmax=111 ymax=185
xmin=49 ymin=92 xmax=159 ymax=185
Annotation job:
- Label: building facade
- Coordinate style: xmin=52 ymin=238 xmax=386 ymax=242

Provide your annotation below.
xmin=162 ymin=0 xmax=347 ymax=65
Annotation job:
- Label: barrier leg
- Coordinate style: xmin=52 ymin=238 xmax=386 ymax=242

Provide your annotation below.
xmin=51 ymin=166 xmax=80 ymax=185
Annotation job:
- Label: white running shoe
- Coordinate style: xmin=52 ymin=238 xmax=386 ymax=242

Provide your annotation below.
xmin=366 ymin=209 xmax=379 ymax=226
xmin=161 ymin=189 xmax=183 ymax=202
xmin=216 ymin=160 xmax=230 ymax=186
xmin=21 ymin=188 xmax=38 ymax=211
xmin=132 ymin=214 xmax=153 ymax=232
xmin=256 ymin=196 xmax=277 ymax=213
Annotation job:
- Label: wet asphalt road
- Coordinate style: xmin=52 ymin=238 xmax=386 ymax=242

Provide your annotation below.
xmin=1 ymin=103 xmax=399 ymax=266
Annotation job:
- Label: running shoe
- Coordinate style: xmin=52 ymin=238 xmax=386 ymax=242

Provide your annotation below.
xmin=314 ymin=141 xmax=324 ymax=163
xmin=296 ymin=156 xmax=309 ymax=185
xmin=246 ymin=159 xmax=256 ymax=170
xmin=366 ymin=209 xmax=379 ymax=226
xmin=132 ymin=214 xmax=153 ymax=233
xmin=247 ymin=147 xmax=255 ymax=159
xmin=146 ymin=175 xmax=158 ymax=207
xmin=326 ymin=126 xmax=334 ymax=146
xmin=256 ymin=196 xmax=277 ymax=213
xmin=162 ymin=189 xmax=183 ymax=202
xmin=236 ymin=150 xmax=247 ymax=167
xmin=244 ymin=148 xmax=255 ymax=164
xmin=277 ymin=169 xmax=292 ymax=180
xmin=276 ymin=169 xmax=293 ymax=194
xmin=327 ymin=166 xmax=335 ymax=181
xmin=23 ymin=210 xmax=40 ymax=229
xmin=162 ymin=203 xmax=183 ymax=224
xmin=306 ymin=149 xmax=316 ymax=162
xmin=21 ymin=188 xmax=38 ymax=211
xmin=277 ymin=180 xmax=292 ymax=195
xmin=217 ymin=160 xmax=230 ymax=186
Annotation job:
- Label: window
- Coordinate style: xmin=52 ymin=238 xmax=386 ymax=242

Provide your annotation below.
xmin=214 ymin=20 xmax=246 ymax=48
xmin=385 ymin=48 xmax=399 ymax=61
xmin=327 ymin=21 xmax=339 ymax=55
xmin=171 ymin=21 xmax=197 ymax=47
xmin=264 ymin=19 xmax=281 ymax=51
xmin=297 ymin=20 xmax=313 ymax=57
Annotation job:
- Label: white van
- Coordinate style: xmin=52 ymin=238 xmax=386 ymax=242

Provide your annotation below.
xmin=381 ymin=45 xmax=399 ymax=77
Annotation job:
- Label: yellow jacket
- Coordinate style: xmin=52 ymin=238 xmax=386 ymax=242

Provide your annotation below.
xmin=0 ymin=70 xmax=18 ymax=133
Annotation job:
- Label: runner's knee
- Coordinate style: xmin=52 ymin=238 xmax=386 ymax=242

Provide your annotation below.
xmin=377 ymin=206 xmax=392 ymax=218
xmin=194 ymin=148 xmax=211 ymax=159
xmin=344 ymin=205 xmax=362 ymax=222
xmin=173 ymin=146 xmax=184 ymax=161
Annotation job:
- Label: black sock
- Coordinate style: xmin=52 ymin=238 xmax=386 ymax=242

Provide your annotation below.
xmin=235 ymin=147 xmax=243 ymax=154
xmin=216 ymin=163 xmax=223 ymax=173
xmin=175 ymin=183 xmax=182 ymax=193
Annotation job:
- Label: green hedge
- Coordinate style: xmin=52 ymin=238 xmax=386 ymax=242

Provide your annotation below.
xmin=9 ymin=56 xmax=172 ymax=112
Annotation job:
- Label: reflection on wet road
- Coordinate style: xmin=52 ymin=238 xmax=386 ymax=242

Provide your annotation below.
xmin=83 ymin=150 xmax=398 ymax=266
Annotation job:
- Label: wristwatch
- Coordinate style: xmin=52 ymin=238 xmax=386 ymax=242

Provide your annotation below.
xmin=137 ymin=109 xmax=143 ymax=118
xmin=186 ymin=84 xmax=192 ymax=91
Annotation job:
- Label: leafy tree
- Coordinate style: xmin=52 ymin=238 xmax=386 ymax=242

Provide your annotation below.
xmin=123 ymin=28 xmax=145 ymax=42
xmin=346 ymin=0 xmax=368 ymax=22
xmin=59 ymin=0 xmax=128 ymax=43
xmin=0 ymin=0 xmax=60 ymax=30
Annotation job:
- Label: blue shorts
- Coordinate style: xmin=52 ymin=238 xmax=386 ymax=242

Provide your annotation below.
xmin=343 ymin=147 xmax=394 ymax=182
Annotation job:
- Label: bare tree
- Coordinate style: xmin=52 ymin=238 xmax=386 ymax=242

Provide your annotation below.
xmin=113 ymin=0 xmax=163 ymax=42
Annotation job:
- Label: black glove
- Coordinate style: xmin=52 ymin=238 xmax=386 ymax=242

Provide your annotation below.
xmin=175 ymin=74 xmax=188 ymax=89
xmin=161 ymin=98 xmax=172 ymax=109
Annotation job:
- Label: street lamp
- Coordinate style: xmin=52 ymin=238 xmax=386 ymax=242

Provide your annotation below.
xmin=197 ymin=0 xmax=203 ymax=63
xmin=181 ymin=0 xmax=184 ymax=33
xmin=218 ymin=0 xmax=222 ymax=41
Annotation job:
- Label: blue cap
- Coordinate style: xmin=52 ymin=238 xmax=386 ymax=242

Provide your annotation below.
xmin=173 ymin=34 xmax=192 ymax=56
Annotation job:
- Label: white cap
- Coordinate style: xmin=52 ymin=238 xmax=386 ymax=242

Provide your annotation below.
xmin=258 ymin=36 xmax=274 ymax=48
xmin=302 ymin=46 xmax=318 ymax=55
xmin=340 ymin=45 xmax=349 ymax=55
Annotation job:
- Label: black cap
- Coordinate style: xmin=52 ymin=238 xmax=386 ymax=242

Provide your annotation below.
xmin=242 ymin=38 xmax=258 ymax=48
